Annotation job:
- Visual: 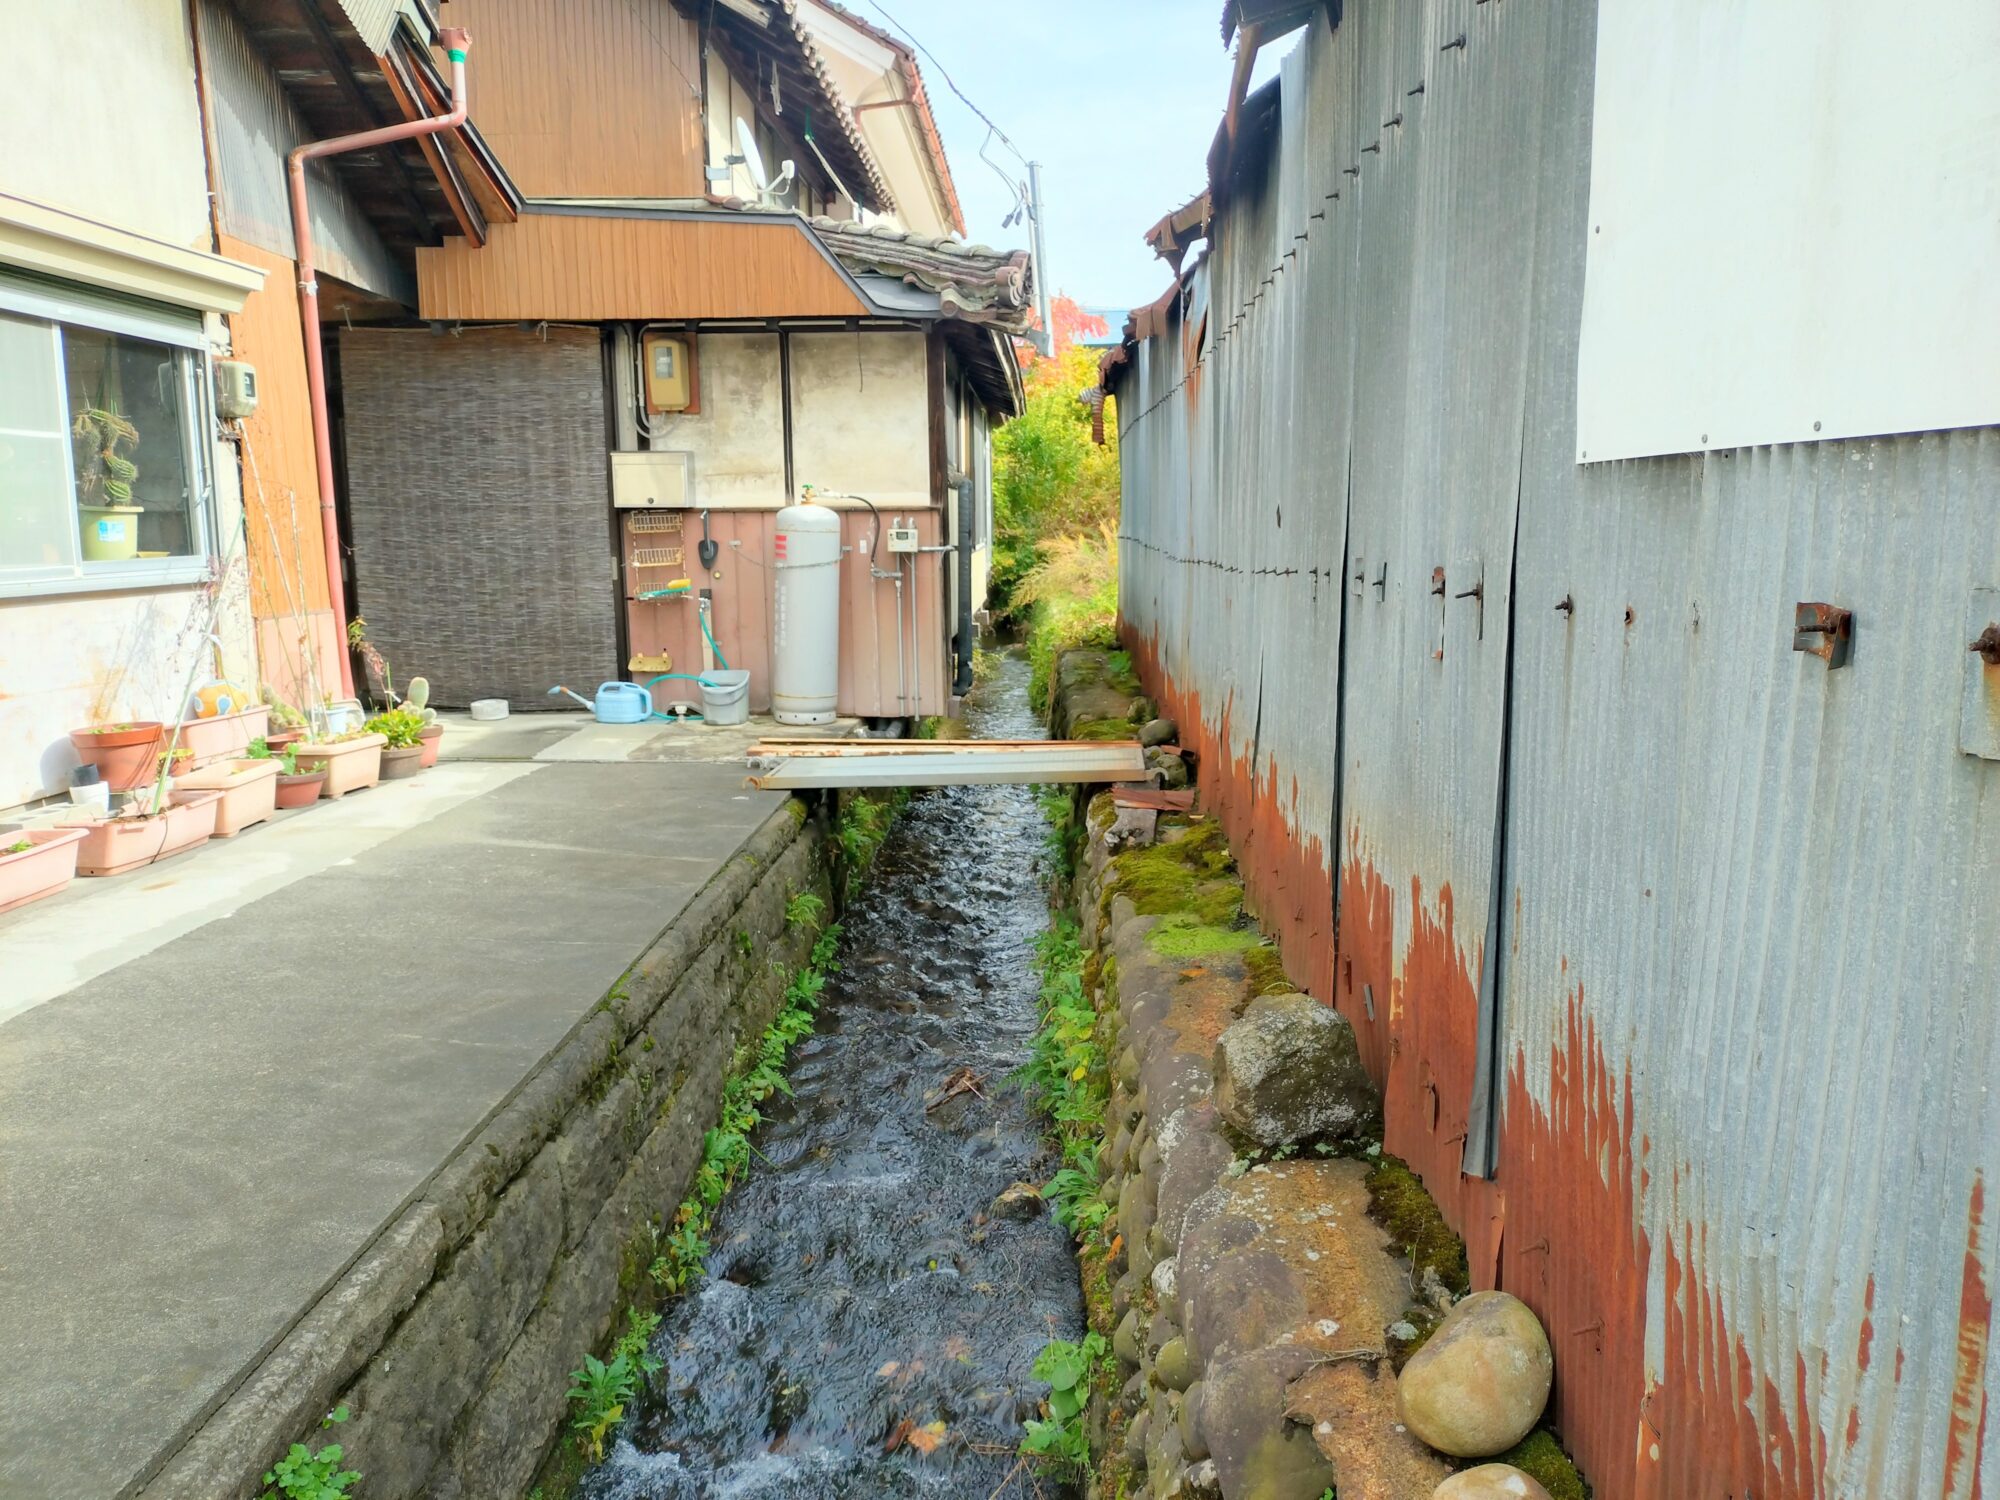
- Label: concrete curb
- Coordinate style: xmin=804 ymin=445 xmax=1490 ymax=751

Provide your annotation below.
xmin=139 ymin=798 xmax=824 ymax=1499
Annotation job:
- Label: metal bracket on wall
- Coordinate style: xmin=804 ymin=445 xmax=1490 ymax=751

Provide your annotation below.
xmin=1792 ymin=602 xmax=1854 ymax=669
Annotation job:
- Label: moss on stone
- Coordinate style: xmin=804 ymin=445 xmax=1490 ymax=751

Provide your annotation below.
xmin=1364 ymin=1153 xmax=1471 ymax=1299
xmin=1146 ymin=914 xmax=1265 ymax=960
xmin=1481 ymin=1430 xmax=1590 ymax=1500
xmin=1100 ymin=818 xmax=1242 ymax=929
xmin=1073 ymin=716 xmax=1140 ymax=742
xmin=1243 ymin=944 xmax=1294 ymax=997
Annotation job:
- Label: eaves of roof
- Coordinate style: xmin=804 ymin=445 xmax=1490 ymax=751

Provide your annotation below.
xmin=679 ymin=0 xmax=898 ymax=217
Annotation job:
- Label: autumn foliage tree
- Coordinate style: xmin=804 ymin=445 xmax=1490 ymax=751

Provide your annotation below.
xmin=994 ymin=295 xmax=1121 ymax=696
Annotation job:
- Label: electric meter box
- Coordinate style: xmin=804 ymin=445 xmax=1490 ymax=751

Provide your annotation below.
xmin=641 ymin=331 xmax=695 ymax=413
xmin=214 ymin=359 xmax=259 ymax=420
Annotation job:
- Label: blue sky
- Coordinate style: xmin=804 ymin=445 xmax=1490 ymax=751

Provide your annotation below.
xmin=846 ymin=1 xmax=1293 ymax=311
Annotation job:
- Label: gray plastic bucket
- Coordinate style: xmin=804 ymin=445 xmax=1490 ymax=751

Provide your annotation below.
xmin=699 ymin=670 xmax=751 ymax=726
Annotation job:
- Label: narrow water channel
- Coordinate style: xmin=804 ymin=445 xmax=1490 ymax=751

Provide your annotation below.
xmin=582 ymin=649 xmax=1083 ymax=1499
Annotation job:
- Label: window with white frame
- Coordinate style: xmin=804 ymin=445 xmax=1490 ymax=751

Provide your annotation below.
xmin=0 ymin=274 xmax=213 ymax=595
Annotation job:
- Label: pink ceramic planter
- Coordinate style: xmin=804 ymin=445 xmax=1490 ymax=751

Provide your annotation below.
xmin=171 ymin=757 xmax=281 ymax=836
xmin=292 ymin=733 xmax=387 ymax=799
xmin=176 ymin=704 xmax=271 ymax=769
xmin=418 ymin=723 xmax=444 ymax=768
xmin=0 ymin=828 xmax=88 ymax=913
xmin=61 ymin=789 xmax=222 ymax=876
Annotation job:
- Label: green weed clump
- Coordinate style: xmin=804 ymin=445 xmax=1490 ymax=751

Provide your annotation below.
xmin=1020 ymin=1331 xmax=1112 ymax=1476
xmin=1019 ymin=919 xmax=1113 ymax=1241
xmin=1364 ymin=1153 xmax=1471 ymax=1299
xmin=261 ymin=1407 xmax=358 ymax=1500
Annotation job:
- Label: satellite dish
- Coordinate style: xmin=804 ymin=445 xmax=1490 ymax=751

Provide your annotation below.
xmin=734 ymin=117 xmax=797 ymax=207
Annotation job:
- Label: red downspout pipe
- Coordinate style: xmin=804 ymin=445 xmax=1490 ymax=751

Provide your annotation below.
xmin=286 ymin=28 xmax=472 ymax=699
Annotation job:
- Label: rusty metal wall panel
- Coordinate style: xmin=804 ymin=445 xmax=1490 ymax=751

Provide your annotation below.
xmin=194 ymin=0 xmax=411 ymax=303
xmin=1113 ymin=2 xmax=2000 ymax=1496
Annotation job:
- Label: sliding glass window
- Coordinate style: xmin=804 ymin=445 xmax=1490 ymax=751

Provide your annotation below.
xmin=0 ymin=274 xmax=213 ymax=596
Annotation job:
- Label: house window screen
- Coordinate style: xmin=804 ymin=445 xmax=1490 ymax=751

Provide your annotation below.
xmin=0 ymin=276 xmax=211 ymax=595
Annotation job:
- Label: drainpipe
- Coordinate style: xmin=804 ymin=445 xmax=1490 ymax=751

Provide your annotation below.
xmin=287 ymin=27 xmax=473 ymax=699
xmin=952 ymin=471 xmax=975 ymax=696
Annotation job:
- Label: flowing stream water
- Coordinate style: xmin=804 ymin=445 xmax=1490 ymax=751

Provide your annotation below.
xmin=581 ymin=650 xmax=1084 ymax=1499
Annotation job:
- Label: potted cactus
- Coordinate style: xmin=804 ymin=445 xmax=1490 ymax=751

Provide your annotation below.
xmin=72 ymin=406 xmax=144 ymax=562
xmin=404 ymin=677 xmax=445 ymax=767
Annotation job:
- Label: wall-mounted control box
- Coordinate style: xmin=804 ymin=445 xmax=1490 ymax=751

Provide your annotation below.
xmin=214 ymin=359 xmax=259 ymax=420
xmin=886 ymin=520 xmax=920 ymax=553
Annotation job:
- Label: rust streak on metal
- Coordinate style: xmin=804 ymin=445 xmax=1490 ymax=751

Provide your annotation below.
xmin=1943 ymin=1174 xmax=1992 ymax=1499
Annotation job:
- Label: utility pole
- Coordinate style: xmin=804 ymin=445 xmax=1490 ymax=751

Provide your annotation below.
xmin=1027 ymin=160 xmax=1055 ymax=358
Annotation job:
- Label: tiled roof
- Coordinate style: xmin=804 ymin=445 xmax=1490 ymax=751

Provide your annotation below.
xmin=806 ymin=217 xmax=1034 ymax=329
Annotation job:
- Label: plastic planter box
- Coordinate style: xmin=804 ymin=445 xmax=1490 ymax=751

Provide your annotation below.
xmin=172 ymin=757 xmax=281 ymax=836
xmin=61 ymin=789 xmax=223 ymax=876
xmin=292 ymin=733 xmax=387 ymax=799
xmin=0 ymin=828 xmax=88 ymax=913
xmin=177 ymin=704 xmax=272 ymax=769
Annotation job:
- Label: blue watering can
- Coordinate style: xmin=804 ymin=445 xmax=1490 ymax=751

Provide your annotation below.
xmin=548 ymin=681 xmax=653 ymax=723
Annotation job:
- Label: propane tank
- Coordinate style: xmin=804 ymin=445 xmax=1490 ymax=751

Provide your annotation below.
xmin=771 ymin=499 xmax=841 ymax=724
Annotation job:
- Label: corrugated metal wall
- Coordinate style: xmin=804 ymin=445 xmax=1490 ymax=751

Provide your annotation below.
xmin=194 ymin=0 xmax=412 ymax=303
xmin=1112 ymin=5 xmax=2000 ymax=1497
xmin=340 ymin=325 xmax=618 ymax=707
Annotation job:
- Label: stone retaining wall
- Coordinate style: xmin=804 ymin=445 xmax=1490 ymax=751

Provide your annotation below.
xmin=1052 ymin=648 xmax=1583 ymax=1500
xmin=139 ymin=798 xmax=834 ymax=1500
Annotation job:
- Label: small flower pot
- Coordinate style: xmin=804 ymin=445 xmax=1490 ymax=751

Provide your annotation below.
xmin=0 ymin=828 xmax=88 ymax=913
xmin=172 ymin=757 xmax=281 ymax=836
xmin=292 ymin=733 xmax=387 ymax=799
xmin=380 ymin=743 xmax=424 ymax=780
xmin=275 ymin=770 xmax=329 ymax=808
xmin=417 ymin=723 xmax=444 ymax=768
xmin=69 ymin=722 xmax=165 ymax=791
xmin=60 ymin=789 xmax=222 ymax=876
xmin=177 ymin=704 xmax=272 ymax=769
xmin=265 ymin=728 xmax=305 ymax=753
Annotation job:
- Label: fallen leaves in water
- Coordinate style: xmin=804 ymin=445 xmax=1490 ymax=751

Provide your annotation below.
xmin=882 ymin=1417 xmax=949 ymax=1456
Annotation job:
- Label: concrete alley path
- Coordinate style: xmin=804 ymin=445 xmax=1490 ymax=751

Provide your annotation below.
xmin=0 ymin=721 xmax=791 ymax=1497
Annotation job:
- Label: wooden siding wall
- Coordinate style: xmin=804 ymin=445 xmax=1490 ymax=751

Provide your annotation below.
xmin=223 ymin=238 xmax=329 ymax=619
xmin=622 ymin=509 xmax=949 ymax=719
xmin=436 ymin=0 xmax=705 ymax=198
xmin=418 ymin=214 xmax=873 ymax=320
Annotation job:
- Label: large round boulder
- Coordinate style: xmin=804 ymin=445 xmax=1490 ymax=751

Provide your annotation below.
xmin=1397 ymin=1292 xmax=1552 ymax=1457
xmin=1211 ymin=994 xmax=1377 ymax=1146
xmin=1434 ymin=1464 xmax=1555 ymax=1499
